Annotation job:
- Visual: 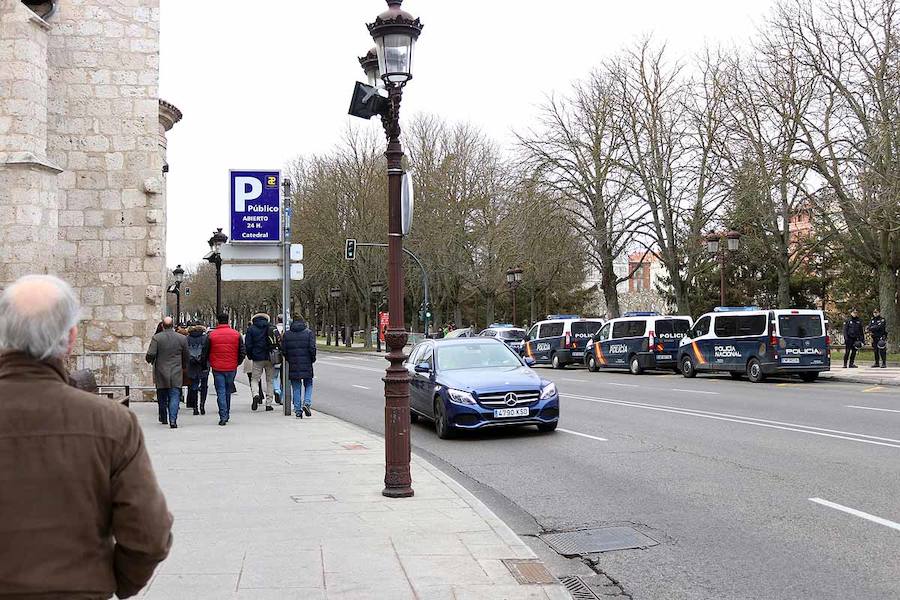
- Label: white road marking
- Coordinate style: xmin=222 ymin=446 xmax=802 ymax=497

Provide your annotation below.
xmin=604 ymin=382 xmax=639 ymax=388
xmin=558 ymin=428 xmax=608 ymax=442
xmin=846 ymin=405 xmax=900 ymax=414
xmin=809 ymin=498 xmax=900 ymax=532
xmin=558 ymin=378 xmax=584 ymax=383
xmin=561 ymin=393 xmax=900 ymax=449
xmin=672 ymin=388 xmax=719 ymax=395
xmin=317 ymin=360 xmax=385 ymax=374
xmin=352 ymin=385 xmax=371 ymax=390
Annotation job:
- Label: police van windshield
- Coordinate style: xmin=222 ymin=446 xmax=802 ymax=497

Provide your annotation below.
xmin=499 ymin=329 xmax=526 ymax=341
xmin=778 ymin=314 xmax=823 ymax=338
xmin=655 ymin=319 xmax=691 ymax=338
xmin=571 ymin=321 xmax=604 ymax=338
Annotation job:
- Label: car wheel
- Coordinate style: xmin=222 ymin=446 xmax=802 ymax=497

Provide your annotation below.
xmin=551 ymin=353 xmax=565 ymax=369
xmin=629 ymin=355 xmax=643 ymax=375
xmin=434 ymin=397 xmax=453 ymax=439
xmin=681 ymin=355 xmax=696 ymax=378
xmin=747 ymin=358 xmax=765 ymax=383
xmin=410 ymin=410 xmax=419 ymax=423
xmin=537 ymin=421 xmax=558 ymax=433
xmin=587 ymin=354 xmax=599 ymax=373
xmin=799 ymin=372 xmax=819 ymax=383
xmin=729 ymin=371 xmax=743 ymax=380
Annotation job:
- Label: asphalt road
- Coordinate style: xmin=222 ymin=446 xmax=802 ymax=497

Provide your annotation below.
xmin=305 ymin=351 xmax=900 ymax=600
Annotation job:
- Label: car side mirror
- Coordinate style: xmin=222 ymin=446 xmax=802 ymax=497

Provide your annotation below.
xmin=414 ymin=363 xmax=431 ymax=374
xmin=523 ymin=356 xmax=536 ymax=367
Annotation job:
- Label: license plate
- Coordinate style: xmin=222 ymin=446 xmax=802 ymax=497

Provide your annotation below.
xmin=656 ymin=354 xmax=672 ymax=360
xmin=493 ymin=407 xmax=529 ymax=418
xmin=782 ymin=357 xmax=800 ymax=364
xmin=572 ymin=352 xmax=584 ymax=357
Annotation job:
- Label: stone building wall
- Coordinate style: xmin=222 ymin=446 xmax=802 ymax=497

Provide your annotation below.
xmin=0 ymin=0 xmax=179 ymax=385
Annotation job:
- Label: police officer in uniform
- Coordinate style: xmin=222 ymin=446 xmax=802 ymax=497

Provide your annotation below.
xmin=842 ymin=309 xmax=863 ymax=368
xmin=867 ymin=308 xmax=888 ymax=368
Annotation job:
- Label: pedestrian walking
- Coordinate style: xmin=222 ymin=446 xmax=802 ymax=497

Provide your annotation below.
xmin=867 ymin=308 xmax=888 ymax=368
xmin=282 ymin=315 xmax=317 ymax=418
xmin=842 ymin=309 xmax=863 ymax=368
xmin=0 ymin=275 xmax=172 ymax=598
xmin=272 ymin=314 xmax=285 ymax=405
xmin=204 ymin=313 xmax=245 ymax=426
xmin=245 ymin=312 xmax=279 ymax=412
xmin=186 ymin=322 xmax=210 ymax=415
xmin=145 ymin=316 xmax=189 ymax=428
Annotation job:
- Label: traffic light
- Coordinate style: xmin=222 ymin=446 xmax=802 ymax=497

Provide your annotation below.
xmin=345 ymin=238 xmax=357 ymax=261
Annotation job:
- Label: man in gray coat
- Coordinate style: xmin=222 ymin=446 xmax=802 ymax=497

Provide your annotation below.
xmin=146 ymin=316 xmax=188 ymax=428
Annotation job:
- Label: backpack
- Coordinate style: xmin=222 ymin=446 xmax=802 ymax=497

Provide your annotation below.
xmin=267 ymin=326 xmax=283 ymax=365
xmin=188 ymin=339 xmax=203 ymax=366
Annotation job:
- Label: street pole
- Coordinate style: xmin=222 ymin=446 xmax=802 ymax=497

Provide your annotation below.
xmin=720 ymin=250 xmax=725 ymax=307
xmin=215 ymin=258 xmax=223 ymax=317
xmin=282 ymin=178 xmax=292 ymax=416
xmin=382 ymin=82 xmax=413 ymax=497
xmin=511 ymin=285 xmax=517 ymax=326
xmin=175 ymin=286 xmax=181 ymax=327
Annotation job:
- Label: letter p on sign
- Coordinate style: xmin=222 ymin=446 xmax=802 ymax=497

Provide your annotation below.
xmin=234 ymin=176 xmax=262 ymax=212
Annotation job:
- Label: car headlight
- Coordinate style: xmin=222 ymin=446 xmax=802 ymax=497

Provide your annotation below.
xmin=447 ymin=388 xmax=476 ymax=406
xmin=540 ymin=382 xmax=557 ymax=400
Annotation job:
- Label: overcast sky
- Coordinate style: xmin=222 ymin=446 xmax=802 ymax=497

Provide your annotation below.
xmin=159 ymin=0 xmax=775 ymax=270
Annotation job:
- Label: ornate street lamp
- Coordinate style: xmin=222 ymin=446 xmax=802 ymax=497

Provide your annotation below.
xmin=170 ymin=264 xmax=185 ymax=327
xmin=371 ymin=281 xmax=385 ymax=353
xmin=506 ymin=267 xmax=523 ymax=325
xmin=206 ymin=228 xmax=228 ymax=317
xmin=358 ymin=0 xmax=423 ymax=499
xmin=330 ymin=287 xmax=342 ymax=348
xmin=706 ymin=230 xmax=741 ymax=306
xmin=359 ymin=47 xmax=381 ymax=88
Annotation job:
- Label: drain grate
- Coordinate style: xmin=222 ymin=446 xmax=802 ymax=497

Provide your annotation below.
xmin=559 ymin=576 xmax=602 ymax=599
xmin=540 ymin=526 xmax=658 ymax=556
xmin=502 ymin=559 xmax=557 ymax=585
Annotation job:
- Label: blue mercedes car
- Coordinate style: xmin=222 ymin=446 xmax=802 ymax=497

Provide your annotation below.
xmin=406 ymin=337 xmax=560 ymax=439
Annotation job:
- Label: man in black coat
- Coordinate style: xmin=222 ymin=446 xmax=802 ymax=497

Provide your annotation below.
xmin=842 ymin=309 xmax=863 ymax=368
xmin=282 ymin=316 xmax=317 ymax=418
xmin=867 ymin=308 xmax=888 ymax=368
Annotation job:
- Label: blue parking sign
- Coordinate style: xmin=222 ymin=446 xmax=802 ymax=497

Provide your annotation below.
xmin=230 ymin=170 xmax=281 ymax=243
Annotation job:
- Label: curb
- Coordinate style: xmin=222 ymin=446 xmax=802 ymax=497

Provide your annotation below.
xmin=822 ymin=374 xmax=900 ymax=387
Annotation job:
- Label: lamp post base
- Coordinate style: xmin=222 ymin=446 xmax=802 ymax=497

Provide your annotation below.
xmin=382 ymin=486 xmax=415 ymax=498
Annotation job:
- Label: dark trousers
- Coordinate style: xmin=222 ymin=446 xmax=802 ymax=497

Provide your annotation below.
xmin=844 ymin=341 xmax=858 ymax=367
xmin=187 ymin=373 xmax=209 ymax=411
xmin=873 ymin=340 xmax=887 ymax=366
xmin=156 ymin=388 xmax=168 ymax=422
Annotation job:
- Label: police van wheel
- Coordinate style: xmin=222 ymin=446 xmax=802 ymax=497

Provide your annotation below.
xmin=747 ymin=359 xmax=765 ymax=383
xmin=629 ymin=355 xmax=643 ymax=375
xmin=681 ymin=356 xmax=696 ymax=378
xmin=799 ymin=372 xmax=819 ymax=383
xmin=587 ymin=355 xmax=599 ymax=373
xmin=551 ymin=353 xmax=565 ymax=369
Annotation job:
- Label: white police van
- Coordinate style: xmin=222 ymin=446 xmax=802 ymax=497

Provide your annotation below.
xmin=583 ymin=312 xmax=693 ymax=374
xmin=523 ymin=315 xmax=605 ymax=369
xmin=478 ymin=324 xmax=528 ymax=353
xmin=677 ymin=307 xmax=830 ymax=383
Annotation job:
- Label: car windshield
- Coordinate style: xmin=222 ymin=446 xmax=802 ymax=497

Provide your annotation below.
xmin=437 ymin=343 xmax=522 ymax=370
xmin=778 ymin=314 xmax=823 ymax=338
xmin=499 ymin=329 xmax=526 ymax=340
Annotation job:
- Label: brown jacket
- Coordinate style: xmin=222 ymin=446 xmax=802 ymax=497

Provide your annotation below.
xmin=0 ymin=352 xmax=173 ymax=599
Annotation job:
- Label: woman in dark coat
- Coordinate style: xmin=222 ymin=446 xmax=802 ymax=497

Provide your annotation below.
xmin=281 ymin=317 xmax=316 ymax=418
xmin=185 ymin=323 xmax=210 ymax=415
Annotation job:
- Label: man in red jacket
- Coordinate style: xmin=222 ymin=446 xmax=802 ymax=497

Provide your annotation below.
xmin=202 ymin=313 xmax=245 ymax=426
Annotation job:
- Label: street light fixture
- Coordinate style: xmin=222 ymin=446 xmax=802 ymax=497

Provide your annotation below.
xmin=359 ymin=47 xmax=381 ymax=88
xmin=169 ymin=264 xmax=185 ymax=327
xmin=206 ymin=228 xmax=228 ymax=317
xmin=506 ymin=267 xmax=523 ymax=325
xmin=354 ymin=0 xmax=423 ymax=499
xmin=706 ymin=230 xmax=741 ymax=306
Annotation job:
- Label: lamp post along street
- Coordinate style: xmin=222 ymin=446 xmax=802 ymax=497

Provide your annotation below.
xmin=172 ymin=265 xmax=184 ymax=327
xmin=361 ymin=0 xmax=423 ymax=498
xmin=706 ymin=231 xmax=741 ymax=306
xmin=506 ymin=267 xmax=523 ymax=326
xmin=206 ymin=228 xmax=228 ymax=317
xmin=282 ymin=179 xmax=293 ymax=416
xmin=372 ymin=281 xmax=384 ymax=353
xmin=330 ymin=288 xmax=342 ymax=348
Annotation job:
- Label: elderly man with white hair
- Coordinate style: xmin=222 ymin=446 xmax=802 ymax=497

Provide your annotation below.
xmin=0 ymin=274 xmax=173 ymax=599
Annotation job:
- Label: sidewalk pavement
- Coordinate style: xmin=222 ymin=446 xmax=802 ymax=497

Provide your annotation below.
xmin=136 ymin=385 xmax=571 ymax=600
xmin=822 ymin=364 xmax=900 ymax=387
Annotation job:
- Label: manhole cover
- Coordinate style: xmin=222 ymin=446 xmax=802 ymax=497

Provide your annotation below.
xmin=540 ymin=526 xmax=658 ymax=556
xmin=502 ymin=559 xmax=557 ymax=584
